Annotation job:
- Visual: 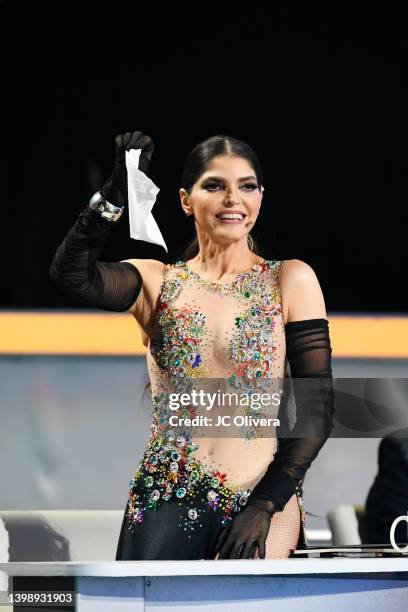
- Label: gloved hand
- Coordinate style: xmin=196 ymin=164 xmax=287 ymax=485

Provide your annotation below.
xmin=100 ymin=130 xmax=155 ymax=207
xmin=214 ymin=497 xmax=276 ymax=559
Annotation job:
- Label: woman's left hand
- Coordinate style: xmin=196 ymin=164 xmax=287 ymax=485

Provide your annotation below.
xmin=214 ymin=504 xmax=274 ymax=559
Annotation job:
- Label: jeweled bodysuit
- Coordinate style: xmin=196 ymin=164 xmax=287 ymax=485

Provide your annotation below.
xmin=116 ymin=259 xmax=305 ymax=560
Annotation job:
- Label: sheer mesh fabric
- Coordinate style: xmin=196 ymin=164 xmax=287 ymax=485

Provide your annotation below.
xmin=147 ymin=260 xmax=303 ymax=558
xmin=250 ymin=319 xmax=335 ymax=512
xmin=253 ymin=493 xmax=300 ymax=558
xmin=284 ymin=319 xmax=333 ymax=376
xmin=146 ymin=260 xmax=285 ymax=489
xmin=49 ymin=206 xmax=142 ymax=311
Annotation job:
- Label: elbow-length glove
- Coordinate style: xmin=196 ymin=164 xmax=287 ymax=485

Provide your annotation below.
xmin=49 ymin=131 xmax=154 ymax=310
xmin=214 ymin=318 xmax=335 ymax=559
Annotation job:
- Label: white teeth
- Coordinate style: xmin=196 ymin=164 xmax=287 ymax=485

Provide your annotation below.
xmin=217 ymin=213 xmax=244 ymax=219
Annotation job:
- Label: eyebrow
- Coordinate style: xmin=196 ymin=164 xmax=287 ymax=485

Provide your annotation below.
xmin=201 ymin=175 xmax=257 ymax=182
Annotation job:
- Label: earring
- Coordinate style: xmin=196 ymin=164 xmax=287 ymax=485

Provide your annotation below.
xmin=247 ymin=234 xmax=254 ymax=251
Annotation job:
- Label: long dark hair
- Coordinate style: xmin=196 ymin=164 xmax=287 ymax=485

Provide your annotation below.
xmin=176 ymin=134 xmax=265 ymax=260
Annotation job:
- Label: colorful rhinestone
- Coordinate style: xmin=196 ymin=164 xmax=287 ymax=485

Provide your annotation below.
xmin=124 ymin=257 xmax=306 ymax=544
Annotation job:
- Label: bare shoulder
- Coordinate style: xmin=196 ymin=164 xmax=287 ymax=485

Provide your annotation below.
xmin=279 ymin=259 xmax=327 ymax=324
xmin=280 ymin=258 xmax=318 ymax=287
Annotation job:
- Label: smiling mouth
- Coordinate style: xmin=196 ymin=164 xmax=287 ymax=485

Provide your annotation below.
xmin=215 ymin=213 xmax=247 ymax=221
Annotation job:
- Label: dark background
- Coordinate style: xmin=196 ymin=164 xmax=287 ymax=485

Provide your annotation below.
xmin=2 ymin=2 xmax=407 ymax=311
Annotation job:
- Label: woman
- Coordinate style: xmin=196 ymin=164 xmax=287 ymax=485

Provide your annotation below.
xmin=49 ymin=131 xmax=334 ymax=560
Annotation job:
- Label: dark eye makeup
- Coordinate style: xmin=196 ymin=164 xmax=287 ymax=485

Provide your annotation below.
xmin=202 ymin=181 xmax=258 ymax=191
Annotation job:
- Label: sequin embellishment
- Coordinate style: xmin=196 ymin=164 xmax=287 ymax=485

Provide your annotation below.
xmin=126 ymin=432 xmax=251 ymax=537
xmin=124 ymin=258 xmax=306 ymax=540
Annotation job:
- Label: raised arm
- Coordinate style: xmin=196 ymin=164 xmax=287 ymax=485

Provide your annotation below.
xmin=49 ymin=131 xmax=156 ymax=312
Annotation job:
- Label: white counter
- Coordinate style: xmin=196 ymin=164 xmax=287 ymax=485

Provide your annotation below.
xmin=1 ymin=557 xmax=408 ymax=577
xmin=1 ymin=559 xmax=407 ymax=612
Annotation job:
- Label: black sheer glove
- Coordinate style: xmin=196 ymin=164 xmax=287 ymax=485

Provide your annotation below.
xmin=249 ymin=318 xmax=335 ymax=511
xmin=100 ymin=131 xmax=155 ymax=206
xmin=214 ymin=497 xmax=277 ymax=559
xmin=49 ymin=205 xmax=142 ymax=311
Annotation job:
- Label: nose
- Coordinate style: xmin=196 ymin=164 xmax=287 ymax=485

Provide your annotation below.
xmin=224 ymin=185 xmax=241 ymax=206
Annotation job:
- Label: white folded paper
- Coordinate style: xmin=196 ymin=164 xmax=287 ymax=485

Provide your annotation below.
xmin=125 ymin=149 xmax=168 ymax=252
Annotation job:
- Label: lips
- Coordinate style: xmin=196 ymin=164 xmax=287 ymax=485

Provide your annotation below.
xmin=215 ymin=213 xmax=247 ymax=225
xmin=215 ymin=212 xmax=247 ymax=220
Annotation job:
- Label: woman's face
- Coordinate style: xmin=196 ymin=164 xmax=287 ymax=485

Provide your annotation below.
xmin=179 ymin=154 xmax=263 ymax=246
